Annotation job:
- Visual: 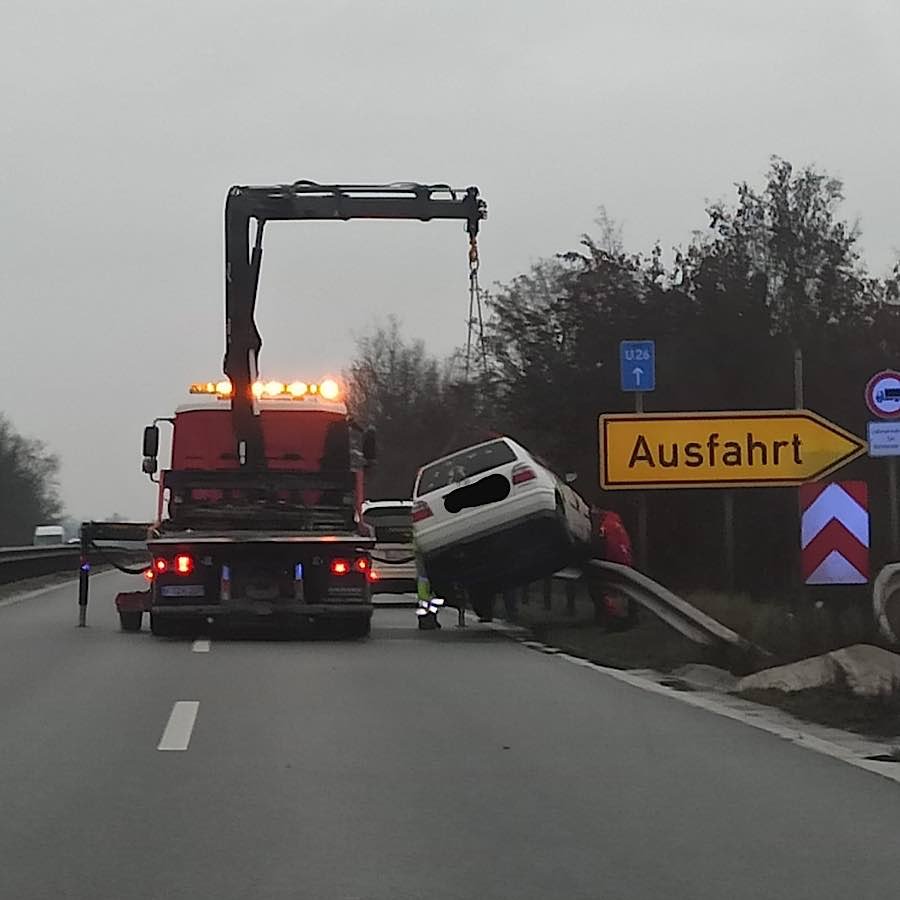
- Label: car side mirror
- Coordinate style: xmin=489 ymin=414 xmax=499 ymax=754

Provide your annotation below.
xmin=362 ymin=427 xmax=377 ymax=466
xmin=564 ymin=472 xmax=578 ymax=485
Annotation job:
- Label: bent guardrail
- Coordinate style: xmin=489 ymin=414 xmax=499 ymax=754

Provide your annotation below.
xmin=583 ymin=560 xmax=766 ymax=657
xmin=873 ymin=563 xmax=900 ymax=644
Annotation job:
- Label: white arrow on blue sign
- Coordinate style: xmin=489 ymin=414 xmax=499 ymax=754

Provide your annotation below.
xmin=620 ymin=340 xmax=656 ymax=392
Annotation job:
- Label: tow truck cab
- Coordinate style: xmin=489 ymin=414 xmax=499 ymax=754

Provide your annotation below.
xmin=131 ymin=379 xmax=376 ymax=636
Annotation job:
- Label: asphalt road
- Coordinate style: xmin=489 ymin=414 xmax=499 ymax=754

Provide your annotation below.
xmin=3 ymin=573 xmax=900 ymax=900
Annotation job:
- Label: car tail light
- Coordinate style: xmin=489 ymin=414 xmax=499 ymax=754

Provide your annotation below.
xmin=174 ymin=554 xmax=194 ymax=575
xmin=411 ymin=501 xmax=433 ymax=523
xmin=368 ymin=570 xmax=379 ymax=582
xmin=354 ymin=557 xmax=369 ymax=573
xmin=330 ymin=559 xmax=350 ymax=576
xmin=143 ymin=569 xmax=154 ymax=582
xmin=153 ymin=557 xmax=168 ymax=574
xmin=511 ymin=463 xmax=537 ymax=485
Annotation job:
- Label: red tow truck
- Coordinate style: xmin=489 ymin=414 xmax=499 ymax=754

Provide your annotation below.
xmin=116 ymin=377 xmax=377 ymax=636
xmin=77 ymin=180 xmax=486 ymax=637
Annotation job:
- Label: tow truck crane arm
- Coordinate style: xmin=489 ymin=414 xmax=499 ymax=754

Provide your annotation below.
xmin=223 ymin=180 xmax=487 ymax=469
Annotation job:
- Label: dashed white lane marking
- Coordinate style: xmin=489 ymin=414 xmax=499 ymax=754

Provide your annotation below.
xmin=493 ymin=625 xmax=900 ymax=787
xmin=157 ymin=701 xmax=200 ymax=751
xmin=191 ymin=639 xmax=211 ymax=653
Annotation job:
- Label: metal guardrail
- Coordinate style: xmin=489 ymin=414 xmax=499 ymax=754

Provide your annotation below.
xmin=552 ymin=559 xmax=769 ymax=660
xmin=873 ymin=563 xmax=900 ymax=644
xmin=0 ymin=537 xmax=151 ymax=589
xmin=0 ymin=545 xmax=81 ymax=585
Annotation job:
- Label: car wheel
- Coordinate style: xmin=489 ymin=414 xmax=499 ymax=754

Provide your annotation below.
xmin=119 ymin=610 xmax=143 ymax=632
xmin=470 ymin=588 xmax=495 ymax=622
xmin=345 ymin=615 xmax=372 ymax=639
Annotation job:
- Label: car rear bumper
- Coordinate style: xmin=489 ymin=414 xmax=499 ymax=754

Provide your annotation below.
xmin=421 ymin=508 xmax=574 ymax=591
xmin=370 ymin=577 xmax=417 ymax=596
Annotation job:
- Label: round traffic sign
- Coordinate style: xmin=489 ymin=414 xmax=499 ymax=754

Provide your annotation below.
xmin=865 ymin=370 xmax=900 ymax=420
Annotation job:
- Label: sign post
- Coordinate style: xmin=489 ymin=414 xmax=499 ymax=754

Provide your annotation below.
xmin=619 ymin=341 xmax=656 ymax=570
xmin=866 ymin=370 xmax=900 ymax=559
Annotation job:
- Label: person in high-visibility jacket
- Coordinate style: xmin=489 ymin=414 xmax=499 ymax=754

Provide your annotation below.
xmin=415 ymin=546 xmax=444 ymax=630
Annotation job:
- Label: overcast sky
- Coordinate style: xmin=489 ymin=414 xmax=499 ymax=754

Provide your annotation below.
xmin=1 ymin=0 xmax=898 ymax=520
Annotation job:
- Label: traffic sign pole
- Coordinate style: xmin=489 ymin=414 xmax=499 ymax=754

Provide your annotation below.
xmin=634 ymin=390 xmax=647 ymax=570
xmin=724 ymin=490 xmax=735 ymax=590
xmin=890 ymin=458 xmax=899 ymax=558
xmin=864 ymin=370 xmax=900 ymax=560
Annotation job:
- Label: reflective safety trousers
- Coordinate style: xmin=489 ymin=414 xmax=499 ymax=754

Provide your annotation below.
xmin=415 ymin=552 xmax=444 ymax=617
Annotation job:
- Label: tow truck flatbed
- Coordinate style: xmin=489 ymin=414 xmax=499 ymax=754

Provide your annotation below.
xmin=149 ymin=532 xmax=375 ymax=546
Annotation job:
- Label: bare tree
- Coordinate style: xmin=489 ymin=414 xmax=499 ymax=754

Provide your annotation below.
xmin=0 ymin=414 xmax=61 ymax=545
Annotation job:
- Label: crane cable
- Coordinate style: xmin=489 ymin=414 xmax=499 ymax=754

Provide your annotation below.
xmin=464 ymin=234 xmax=489 ymax=383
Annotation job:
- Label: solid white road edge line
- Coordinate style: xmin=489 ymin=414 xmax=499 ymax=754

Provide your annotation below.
xmin=488 ymin=621 xmax=900 ymax=787
xmin=192 ymin=639 xmax=211 ymax=653
xmin=157 ymin=701 xmax=200 ymax=751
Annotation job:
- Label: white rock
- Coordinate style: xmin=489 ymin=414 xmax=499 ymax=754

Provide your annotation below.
xmin=737 ymin=654 xmax=839 ymax=694
xmin=737 ymin=644 xmax=900 ymax=698
xmin=831 ymin=645 xmax=900 ymax=698
xmin=672 ymin=664 xmax=739 ymax=692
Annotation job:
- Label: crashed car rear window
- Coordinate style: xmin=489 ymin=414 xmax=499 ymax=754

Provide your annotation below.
xmin=362 ymin=507 xmax=413 ymax=543
xmin=416 ymin=440 xmax=518 ymax=496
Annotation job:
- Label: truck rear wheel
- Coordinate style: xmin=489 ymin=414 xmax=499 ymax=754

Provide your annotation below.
xmin=345 ymin=615 xmax=372 ymax=639
xmin=119 ymin=610 xmax=143 ymax=632
xmin=150 ymin=614 xmax=179 ymax=637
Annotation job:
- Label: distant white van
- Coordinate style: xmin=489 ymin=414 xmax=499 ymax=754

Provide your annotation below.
xmin=33 ymin=525 xmax=64 ymax=546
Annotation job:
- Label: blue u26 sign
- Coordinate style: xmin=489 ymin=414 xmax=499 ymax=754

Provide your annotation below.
xmin=619 ymin=340 xmax=656 ymax=392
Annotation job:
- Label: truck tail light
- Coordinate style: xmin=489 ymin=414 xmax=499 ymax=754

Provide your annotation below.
xmin=330 ymin=559 xmax=350 ymax=576
xmin=511 ymin=463 xmax=537 ymax=485
xmin=411 ymin=501 xmax=433 ymax=523
xmin=174 ymin=554 xmax=194 ymax=575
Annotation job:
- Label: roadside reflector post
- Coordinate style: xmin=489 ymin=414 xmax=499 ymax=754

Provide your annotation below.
xmin=78 ymin=526 xmax=91 ymax=627
xmin=78 ymin=564 xmax=89 ymax=626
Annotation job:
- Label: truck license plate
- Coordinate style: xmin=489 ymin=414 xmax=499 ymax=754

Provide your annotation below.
xmin=160 ymin=585 xmax=205 ymax=598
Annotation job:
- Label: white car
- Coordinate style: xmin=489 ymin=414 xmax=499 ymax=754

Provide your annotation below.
xmin=411 ymin=437 xmax=592 ymax=598
xmin=360 ymin=500 xmax=417 ymax=599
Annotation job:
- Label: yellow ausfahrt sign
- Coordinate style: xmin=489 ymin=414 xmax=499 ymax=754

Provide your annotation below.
xmin=600 ymin=410 xmax=867 ymax=490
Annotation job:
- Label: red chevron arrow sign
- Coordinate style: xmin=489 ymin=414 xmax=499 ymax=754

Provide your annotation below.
xmin=800 ymin=481 xmax=869 ymax=585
